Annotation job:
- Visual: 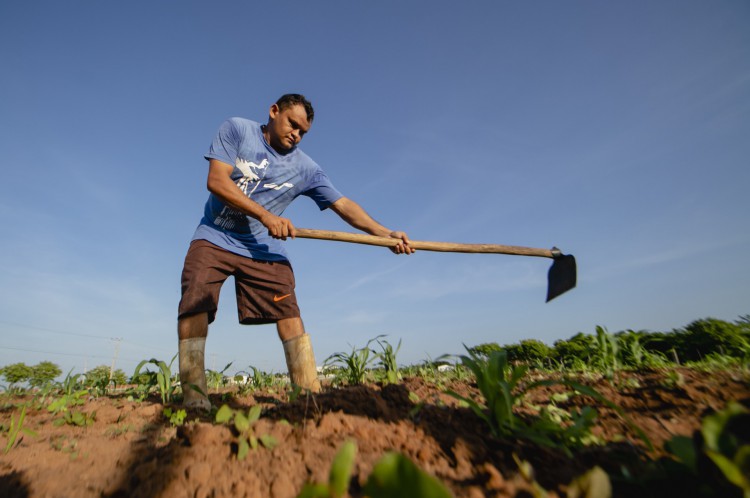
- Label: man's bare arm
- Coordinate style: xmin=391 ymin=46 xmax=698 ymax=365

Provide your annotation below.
xmin=329 ymin=197 xmax=414 ymax=255
xmin=206 ymin=159 xmax=295 ymax=239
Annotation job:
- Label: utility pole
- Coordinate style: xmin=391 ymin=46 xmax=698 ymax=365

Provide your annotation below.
xmin=110 ymin=337 xmax=122 ymax=382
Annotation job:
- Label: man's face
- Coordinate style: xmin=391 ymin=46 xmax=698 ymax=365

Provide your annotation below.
xmin=265 ymin=103 xmax=311 ymax=152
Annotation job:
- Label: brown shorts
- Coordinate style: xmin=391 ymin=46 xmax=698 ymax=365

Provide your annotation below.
xmin=178 ymin=239 xmax=300 ymax=325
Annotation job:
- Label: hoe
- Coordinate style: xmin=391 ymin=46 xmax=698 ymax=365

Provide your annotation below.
xmin=295 ymin=228 xmax=577 ymax=302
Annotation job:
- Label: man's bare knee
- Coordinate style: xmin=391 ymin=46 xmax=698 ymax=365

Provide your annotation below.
xmin=276 ymin=317 xmax=305 ymax=342
xmin=178 ymin=312 xmax=209 ymax=340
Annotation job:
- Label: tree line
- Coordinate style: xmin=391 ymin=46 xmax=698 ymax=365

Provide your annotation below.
xmin=468 ymin=315 xmax=750 ymax=369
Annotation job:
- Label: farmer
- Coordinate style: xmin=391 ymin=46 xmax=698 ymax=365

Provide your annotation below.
xmin=177 ymin=94 xmax=413 ymax=410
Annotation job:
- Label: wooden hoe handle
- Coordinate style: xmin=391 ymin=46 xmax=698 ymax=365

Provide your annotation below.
xmin=294 ymin=228 xmax=558 ymax=259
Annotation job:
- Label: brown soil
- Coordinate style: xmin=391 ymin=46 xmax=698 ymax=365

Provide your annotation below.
xmin=1 ymin=368 xmax=748 ymax=498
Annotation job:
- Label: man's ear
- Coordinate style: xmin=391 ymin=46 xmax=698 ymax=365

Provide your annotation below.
xmin=268 ymin=103 xmax=280 ymax=121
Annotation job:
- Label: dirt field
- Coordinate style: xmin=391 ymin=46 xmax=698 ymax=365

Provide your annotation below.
xmin=1 ymin=368 xmax=748 ymax=497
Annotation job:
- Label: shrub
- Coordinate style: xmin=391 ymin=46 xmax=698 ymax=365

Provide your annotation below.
xmin=552 ymin=333 xmax=593 ymax=368
xmin=516 ymin=339 xmax=552 ymax=366
xmin=466 ymin=342 xmax=502 ymax=359
xmin=29 ymin=361 xmax=62 ymax=388
xmin=675 ymin=318 xmax=749 ymax=362
xmin=1 ymin=363 xmax=33 ymax=389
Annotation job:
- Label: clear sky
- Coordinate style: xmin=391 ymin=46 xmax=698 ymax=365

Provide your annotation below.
xmin=1 ymin=1 xmax=748 ymax=378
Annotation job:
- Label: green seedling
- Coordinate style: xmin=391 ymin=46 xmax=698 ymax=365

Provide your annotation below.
xmin=47 ymin=392 xmax=87 ymax=415
xmin=363 ymin=452 xmax=454 ymax=498
xmin=667 ymin=401 xmax=750 ymax=496
xmin=163 ymin=407 xmax=187 ymax=427
xmin=403 ymin=353 xmax=453 ymax=387
xmin=54 ymin=409 xmax=96 ymax=428
xmin=89 ymin=374 xmax=111 ymax=397
xmin=30 ymin=383 xmax=57 ymax=410
xmin=297 ymin=442 xmax=452 ymax=498
xmin=50 ymin=434 xmax=78 ymax=454
xmin=47 ymin=373 xmax=88 ymax=416
xmin=4 ymin=404 xmax=37 ymax=453
xmin=287 ymin=384 xmax=303 ymax=403
xmin=529 ymin=403 xmax=602 ymax=449
xmin=132 ymin=354 xmax=178 ymax=404
xmin=59 ymin=369 xmax=84 ymax=395
xmin=514 ymin=454 xmax=612 ymax=498
xmin=297 ymin=440 xmax=357 ymax=498
xmin=513 ymin=454 xmax=549 ymax=498
xmin=105 ymin=424 xmax=134 ymax=438
xmin=446 ymin=361 xmax=471 ymax=382
xmin=215 ymin=404 xmax=278 ymax=460
xmin=566 ymin=466 xmax=612 ymax=498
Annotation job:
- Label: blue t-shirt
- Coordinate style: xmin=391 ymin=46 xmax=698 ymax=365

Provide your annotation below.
xmin=192 ymin=117 xmax=343 ymax=261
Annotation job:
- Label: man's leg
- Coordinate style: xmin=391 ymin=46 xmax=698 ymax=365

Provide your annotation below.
xmin=278 ymin=318 xmax=321 ymax=392
xmin=178 ymin=312 xmax=210 ymax=410
xmin=177 ymin=240 xmax=233 ymax=412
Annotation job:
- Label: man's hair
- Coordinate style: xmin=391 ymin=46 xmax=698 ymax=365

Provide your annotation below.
xmin=276 ymin=94 xmax=314 ymax=123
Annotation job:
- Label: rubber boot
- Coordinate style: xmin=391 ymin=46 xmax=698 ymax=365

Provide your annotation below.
xmin=283 ymin=333 xmax=321 ymax=393
xmin=179 ymin=337 xmax=211 ymax=411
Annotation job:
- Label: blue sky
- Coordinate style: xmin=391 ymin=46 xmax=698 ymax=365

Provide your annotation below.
xmin=1 ymin=1 xmax=748 ymax=378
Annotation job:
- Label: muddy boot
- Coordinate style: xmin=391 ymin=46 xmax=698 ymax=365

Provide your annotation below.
xmin=283 ymin=333 xmax=321 ymax=393
xmin=179 ymin=337 xmax=211 ymax=412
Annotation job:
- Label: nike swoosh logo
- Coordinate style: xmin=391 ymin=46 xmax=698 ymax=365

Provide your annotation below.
xmin=273 ymin=294 xmax=292 ymax=302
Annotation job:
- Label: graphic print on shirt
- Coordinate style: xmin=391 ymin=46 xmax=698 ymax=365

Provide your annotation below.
xmin=235 ymin=157 xmax=268 ymax=194
xmin=264 ymin=182 xmax=294 ymax=191
xmin=213 ymin=157 xmax=272 ymax=230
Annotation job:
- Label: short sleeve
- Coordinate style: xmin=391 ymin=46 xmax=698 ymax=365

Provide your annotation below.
xmin=204 ymin=118 xmax=243 ymax=165
xmin=303 ymin=170 xmax=344 ymax=210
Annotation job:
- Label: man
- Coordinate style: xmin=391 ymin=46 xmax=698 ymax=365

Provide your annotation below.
xmin=178 ymin=94 xmax=413 ymax=410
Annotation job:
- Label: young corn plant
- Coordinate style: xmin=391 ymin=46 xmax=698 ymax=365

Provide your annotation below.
xmin=362 ymin=452 xmax=453 ymax=498
xmin=297 ymin=440 xmax=453 ymax=498
xmin=59 ymin=369 xmax=84 ymax=396
xmin=446 ymin=347 xmax=528 ymax=437
xmin=206 ymin=362 xmax=233 ymax=390
xmin=215 ymin=404 xmax=278 ymax=460
xmin=447 ymin=346 xmax=652 ymax=454
xmin=297 ymin=440 xmax=357 ymax=498
xmin=409 ymin=353 xmax=453 ymax=387
xmin=324 ymin=338 xmax=378 ymax=386
xmin=47 ymin=370 xmax=87 ymax=417
xmin=235 ymin=365 xmax=277 ymax=395
xmin=132 ymin=354 xmax=179 ymax=404
xmin=514 ymin=454 xmax=611 ymax=498
xmin=665 ymin=401 xmax=750 ymax=497
xmin=4 ymin=404 xmax=37 ymax=454
xmin=82 ymin=365 xmax=117 ymax=396
xmin=592 ymin=325 xmax=619 ymax=381
xmin=374 ymin=336 xmax=402 ymax=384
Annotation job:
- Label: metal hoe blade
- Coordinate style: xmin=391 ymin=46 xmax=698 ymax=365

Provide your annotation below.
xmin=546 ymin=250 xmax=577 ymax=302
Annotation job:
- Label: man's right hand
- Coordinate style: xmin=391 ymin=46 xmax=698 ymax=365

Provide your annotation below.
xmin=261 ymin=213 xmax=296 ymax=240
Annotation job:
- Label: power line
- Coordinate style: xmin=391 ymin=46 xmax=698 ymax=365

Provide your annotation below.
xmin=0 ymin=320 xmax=175 ymax=356
xmin=0 ymin=320 xmax=116 ymax=340
xmin=0 ymin=345 xmax=140 ymax=363
xmin=0 ymin=321 xmax=241 ymax=364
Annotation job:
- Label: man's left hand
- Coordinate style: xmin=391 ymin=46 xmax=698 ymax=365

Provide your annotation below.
xmin=389 ymin=231 xmax=415 ymax=255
